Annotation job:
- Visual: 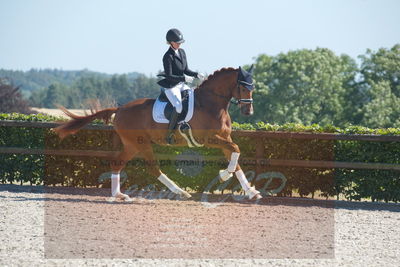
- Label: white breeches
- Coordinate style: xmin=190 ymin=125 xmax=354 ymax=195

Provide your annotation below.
xmin=164 ymin=82 xmax=190 ymax=113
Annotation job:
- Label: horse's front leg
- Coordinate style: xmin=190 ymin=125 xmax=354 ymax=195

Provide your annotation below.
xmin=208 ymin=135 xmax=262 ymax=200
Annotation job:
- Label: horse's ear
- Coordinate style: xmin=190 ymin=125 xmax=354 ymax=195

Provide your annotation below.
xmin=239 ymin=66 xmax=247 ymax=77
xmin=248 ymin=64 xmax=254 ymax=74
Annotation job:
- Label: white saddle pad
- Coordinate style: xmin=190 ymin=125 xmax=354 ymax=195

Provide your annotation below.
xmin=152 ymin=88 xmax=195 ymax=124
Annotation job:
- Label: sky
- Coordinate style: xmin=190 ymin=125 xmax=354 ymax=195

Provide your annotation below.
xmin=0 ymin=0 xmax=399 ymax=76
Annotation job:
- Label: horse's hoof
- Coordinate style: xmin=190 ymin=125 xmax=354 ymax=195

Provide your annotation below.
xmin=254 ymin=193 xmax=263 ymax=200
xmin=107 ymin=193 xmax=134 ymax=202
xmin=246 ymin=187 xmax=262 ymax=200
xmin=119 ymin=193 xmax=133 ymax=202
xmin=124 ymin=196 xmax=134 ymax=202
xmin=106 ymin=197 xmax=117 ymax=202
xmin=177 ymin=190 xmax=192 ymax=199
xmin=248 ymin=193 xmax=263 ymax=201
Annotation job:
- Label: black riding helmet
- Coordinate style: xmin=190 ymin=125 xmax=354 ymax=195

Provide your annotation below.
xmin=166 ymin=28 xmax=185 ymax=43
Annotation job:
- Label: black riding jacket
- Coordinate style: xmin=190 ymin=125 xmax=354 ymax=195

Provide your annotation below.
xmin=157 ymin=47 xmax=198 ymax=88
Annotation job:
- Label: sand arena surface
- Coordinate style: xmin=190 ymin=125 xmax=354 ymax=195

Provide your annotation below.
xmin=0 ymin=184 xmax=399 ymax=266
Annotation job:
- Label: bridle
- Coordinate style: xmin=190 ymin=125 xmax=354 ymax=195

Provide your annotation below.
xmin=231 ymin=80 xmax=254 ymax=105
xmin=201 ymin=68 xmax=255 ymax=105
xmin=204 ymin=82 xmax=254 ymax=105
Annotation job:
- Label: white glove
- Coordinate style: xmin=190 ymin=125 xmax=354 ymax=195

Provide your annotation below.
xmin=197 ymin=73 xmax=205 ymax=82
xmin=184 ymin=75 xmax=194 ymax=83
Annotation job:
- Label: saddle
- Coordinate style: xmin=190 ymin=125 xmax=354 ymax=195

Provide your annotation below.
xmin=152 ymin=88 xmax=202 ymax=147
xmin=158 ymin=89 xmax=190 ymax=122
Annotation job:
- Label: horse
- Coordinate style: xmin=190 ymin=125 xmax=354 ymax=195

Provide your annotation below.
xmin=55 ymin=66 xmax=262 ymax=202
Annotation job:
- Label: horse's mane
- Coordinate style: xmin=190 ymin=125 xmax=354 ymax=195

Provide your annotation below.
xmin=197 ymin=67 xmax=237 ymax=90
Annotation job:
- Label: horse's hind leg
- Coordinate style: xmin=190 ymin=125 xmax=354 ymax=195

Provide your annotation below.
xmin=141 ymin=145 xmax=191 ymax=199
xmin=108 ymin=143 xmax=139 ymax=202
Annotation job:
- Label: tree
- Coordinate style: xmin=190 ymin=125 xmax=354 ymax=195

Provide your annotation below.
xmin=43 ymin=83 xmax=68 ymax=108
xmin=360 ymin=44 xmax=400 ymax=97
xmin=338 ymin=54 xmax=366 ymax=125
xmin=237 ymin=48 xmax=359 ymax=126
xmin=131 ymin=74 xmax=159 ymax=100
xmin=27 ymin=73 xmax=161 ymax=109
xmin=359 ymin=44 xmax=400 ymax=127
xmin=361 ymin=80 xmax=400 ymax=128
xmin=109 ymin=75 xmax=131 ymax=105
xmin=0 ymin=79 xmax=32 ymax=113
xmin=29 ymin=88 xmax=47 ymax=107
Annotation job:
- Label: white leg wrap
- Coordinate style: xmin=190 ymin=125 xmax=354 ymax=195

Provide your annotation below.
xmin=235 ymin=169 xmax=261 ymax=200
xmin=111 ymin=172 xmax=121 ymax=197
xmin=235 ymin=169 xmax=251 ymax=191
xmin=108 ymin=172 xmax=133 ymax=202
xmin=157 ymin=173 xmax=181 ymax=194
xmin=219 ymin=169 xmax=233 ymax=182
xmin=227 ymin=152 xmax=240 ymax=172
xmin=158 ymin=173 xmax=191 ymax=198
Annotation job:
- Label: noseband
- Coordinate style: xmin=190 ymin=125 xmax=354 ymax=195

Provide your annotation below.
xmin=231 ymin=80 xmax=254 ymax=105
xmin=202 ymin=68 xmax=254 ymax=105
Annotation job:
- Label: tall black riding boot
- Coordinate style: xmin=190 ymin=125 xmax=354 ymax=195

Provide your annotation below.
xmin=166 ymin=108 xmax=179 ymax=144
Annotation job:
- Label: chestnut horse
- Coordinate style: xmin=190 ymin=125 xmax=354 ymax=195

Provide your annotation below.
xmin=55 ymin=66 xmax=262 ymax=201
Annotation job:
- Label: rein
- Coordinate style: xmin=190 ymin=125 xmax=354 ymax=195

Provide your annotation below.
xmin=201 ymin=84 xmax=253 ymax=105
xmin=201 ymin=87 xmax=230 ymax=100
xmin=198 ymin=69 xmax=254 ymax=106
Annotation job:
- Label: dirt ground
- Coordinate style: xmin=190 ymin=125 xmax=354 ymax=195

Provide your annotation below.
xmin=1 ymin=184 xmax=399 ymax=266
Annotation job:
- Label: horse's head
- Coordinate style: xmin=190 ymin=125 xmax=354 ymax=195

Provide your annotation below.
xmin=232 ymin=65 xmax=255 ymax=116
xmin=197 ymin=66 xmax=255 ymax=116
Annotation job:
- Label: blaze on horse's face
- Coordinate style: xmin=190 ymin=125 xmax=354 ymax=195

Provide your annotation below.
xmin=236 ymin=65 xmax=255 ymax=116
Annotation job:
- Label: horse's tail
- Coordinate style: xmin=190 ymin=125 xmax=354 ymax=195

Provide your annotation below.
xmin=54 ymin=106 xmax=118 ymax=139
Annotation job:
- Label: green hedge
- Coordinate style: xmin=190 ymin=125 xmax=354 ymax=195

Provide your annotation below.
xmin=1 ymin=113 xmax=400 ymax=202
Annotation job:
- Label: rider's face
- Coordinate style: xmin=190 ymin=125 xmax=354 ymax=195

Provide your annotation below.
xmin=170 ymin=42 xmax=181 ymax=50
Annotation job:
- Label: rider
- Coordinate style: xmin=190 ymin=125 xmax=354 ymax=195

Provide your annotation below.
xmin=157 ymin=28 xmax=204 ymax=144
